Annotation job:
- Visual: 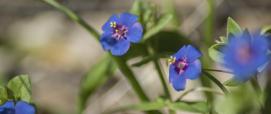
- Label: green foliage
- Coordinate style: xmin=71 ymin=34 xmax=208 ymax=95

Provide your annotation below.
xmin=223 ymin=78 xmax=243 ymax=87
xmin=208 ymin=43 xmax=225 ymax=63
xmin=0 ymin=86 xmax=8 ymax=105
xmin=261 ymin=25 xmax=271 ymax=34
xmin=143 ymin=14 xmax=173 ymax=40
xmin=78 ymin=55 xmax=116 ymax=113
xmin=227 ymin=17 xmax=242 ymax=37
xmin=215 ymin=84 xmax=264 ymax=114
xmin=7 ymin=75 xmax=32 ymax=103
xmin=105 ymin=99 xmax=209 ymax=114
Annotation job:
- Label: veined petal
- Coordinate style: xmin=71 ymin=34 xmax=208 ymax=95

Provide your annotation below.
xmin=183 ymin=60 xmax=201 ymax=80
xmin=120 ymin=12 xmax=138 ymax=27
xmin=15 ymin=101 xmax=35 ymax=114
xmin=172 ymin=76 xmax=186 ymax=91
xmin=102 ymin=14 xmax=120 ymax=32
xmin=174 ymin=45 xmax=187 ymax=59
xmin=127 ymin=22 xmax=143 ymax=43
xmin=169 ymin=65 xmax=179 ymax=83
xmin=100 ymin=33 xmax=117 ymax=51
xmin=185 ymin=45 xmax=202 ymax=62
xmin=110 ymin=39 xmax=130 ymax=56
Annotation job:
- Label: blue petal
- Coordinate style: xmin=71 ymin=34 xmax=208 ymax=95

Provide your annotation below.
xmin=110 ymin=39 xmax=130 ymax=56
xmin=100 ymin=33 xmax=117 ymax=51
xmin=185 ymin=45 xmax=202 ymax=62
xmin=0 ymin=101 xmax=15 ymax=109
xmin=169 ymin=65 xmax=178 ymax=83
xmin=183 ymin=60 xmax=202 ymax=80
xmin=15 ymin=101 xmax=35 ymax=114
xmin=174 ymin=45 xmax=187 ymax=59
xmin=119 ymin=12 xmax=138 ymax=27
xmin=172 ymin=76 xmax=186 ymax=91
xmin=102 ymin=14 xmax=120 ymax=32
xmin=127 ymin=22 xmax=143 ymax=43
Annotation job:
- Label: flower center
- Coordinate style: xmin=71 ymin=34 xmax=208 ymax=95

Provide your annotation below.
xmin=236 ymin=45 xmax=252 ymax=64
xmin=168 ymin=56 xmax=189 ymax=75
xmin=110 ymin=21 xmax=128 ymax=40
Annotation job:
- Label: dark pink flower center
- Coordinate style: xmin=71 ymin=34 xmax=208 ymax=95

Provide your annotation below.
xmin=236 ymin=45 xmax=252 ymax=64
xmin=111 ymin=22 xmax=128 ymax=40
xmin=173 ymin=58 xmax=189 ymax=74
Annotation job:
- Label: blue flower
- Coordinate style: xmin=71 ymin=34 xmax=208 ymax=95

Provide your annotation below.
xmin=100 ymin=12 xmax=143 ymax=56
xmin=0 ymin=101 xmax=35 ymax=114
xmin=168 ymin=45 xmax=202 ymax=91
xmin=223 ymin=30 xmax=269 ymax=81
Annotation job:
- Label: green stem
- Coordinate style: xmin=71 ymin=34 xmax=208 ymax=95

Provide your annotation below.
xmin=203 ymin=68 xmax=232 ymax=74
xmin=153 ymin=60 xmax=171 ymax=99
xmin=40 ymin=0 xmax=153 ymax=113
xmin=203 ymin=71 xmax=229 ymax=94
xmin=41 ymin=0 xmax=100 ymax=40
xmin=113 ymin=57 xmax=149 ymax=101
xmin=204 ymin=0 xmax=215 ymax=46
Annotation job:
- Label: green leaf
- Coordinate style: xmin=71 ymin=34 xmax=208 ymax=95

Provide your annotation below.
xmin=104 ymin=99 xmax=209 ymax=114
xmin=261 ymin=25 xmax=271 ymax=34
xmin=223 ymin=78 xmax=243 ymax=87
xmin=146 ymin=31 xmax=191 ymax=54
xmin=227 ymin=17 xmax=242 ymax=37
xmin=203 ymin=71 xmax=229 ymax=94
xmin=168 ymin=101 xmax=209 ymax=113
xmin=130 ymin=0 xmax=143 ymax=16
xmin=122 ymin=43 xmax=148 ymax=61
xmin=78 ymin=55 xmax=116 ymax=113
xmin=0 ymin=86 xmax=8 ymax=104
xmin=104 ymin=101 xmax=165 ymax=114
xmin=131 ymin=53 xmax=168 ymax=67
xmin=7 ymin=75 xmax=32 ymax=103
xmin=143 ymin=14 xmax=173 ymax=40
xmin=208 ymin=43 xmax=225 ymax=63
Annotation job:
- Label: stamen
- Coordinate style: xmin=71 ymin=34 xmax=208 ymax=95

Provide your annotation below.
xmin=168 ymin=56 xmax=176 ymax=65
xmin=110 ymin=21 xmax=117 ymax=28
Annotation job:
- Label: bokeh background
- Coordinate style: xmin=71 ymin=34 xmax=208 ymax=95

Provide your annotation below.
xmin=0 ymin=0 xmax=271 ymax=114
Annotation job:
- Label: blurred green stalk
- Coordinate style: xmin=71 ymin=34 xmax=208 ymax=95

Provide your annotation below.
xmin=40 ymin=0 xmax=153 ymax=113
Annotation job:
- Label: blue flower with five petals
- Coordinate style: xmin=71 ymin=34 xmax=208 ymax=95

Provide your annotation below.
xmin=0 ymin=101 xmax=36 ymax=114
xmin=100 ymin=12 xmax=143 ymax=56
xmin=223 ymin=30 xmax=269 ymax=81
xmin=168 ymin=45 xmax=202 ymax=91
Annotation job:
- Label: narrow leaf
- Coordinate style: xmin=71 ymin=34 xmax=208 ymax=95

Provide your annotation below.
xmin=227 ymin=17 xmax=242 ymax=37
xmin=104 ymin=101 xmax=165 ymax=114
xmin=224 ymin=78 xmax=243 ymax=87
xmin=0 ymin=86 xmax=8 ymax=105
xmin=78 ymin=55 xmax=116 ymax=113
xmin=208 ymin=43 xmax=225 ymax=63
xmin=7 ymin=75 xmax=32 ymax=103
xmin=168 ymin=101 xmax=209 ymax=113
xmin=143 ymin=14 xmax=173 ymax=40
xmin=203 ymin=71 xmax=229 ymax=94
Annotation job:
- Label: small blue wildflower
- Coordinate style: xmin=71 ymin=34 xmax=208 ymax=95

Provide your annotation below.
xmin=100 ymin=12 xmax=143 ymax=56
xmin=168 ymin=45 xmax=202 ymax=91
xmin=0 ymin=101 xmax=35 ymax=114
xmin=223 ymin=30 xmax=269 ymax=81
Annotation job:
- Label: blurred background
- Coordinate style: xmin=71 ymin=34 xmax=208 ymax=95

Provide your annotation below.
xmin=0 ymin=0 xmax=271 ymax=114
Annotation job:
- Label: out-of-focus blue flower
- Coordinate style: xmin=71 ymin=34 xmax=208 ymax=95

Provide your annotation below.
xmin=168 ymin=45 xmax=202 ymax=91
xmin=100 ymin=12 xmax=143 ymax=56
xmin=0 ymin=101 xmax=35 ymax=114
xmin=223 ymin=30 xmax=269 ymax=81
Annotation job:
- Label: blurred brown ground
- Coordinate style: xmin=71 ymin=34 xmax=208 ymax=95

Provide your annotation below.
xmin=0 ymin=0 xmax=271 ymax=114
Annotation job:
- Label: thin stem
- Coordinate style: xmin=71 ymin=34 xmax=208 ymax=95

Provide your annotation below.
xmin=40 ymin=0 xmax=153 ymax=113
xmin=113 ymin=57 xmax=149 ymax=101
xmin=203 ymin=68 xmax=232 ymax=74
xmin=203 ymin=71 xmax=229 ymax=94
xmin=41 ymin=0 xmax=100 ymax=40
xmin=177 ymin=87 xmax=223 ymax=101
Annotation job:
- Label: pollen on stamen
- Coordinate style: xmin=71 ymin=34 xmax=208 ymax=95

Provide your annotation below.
xmin=168 ymin=56 xmax=176 ymax=65
xmin=110 ymin=21 xmax=116 ymax=28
